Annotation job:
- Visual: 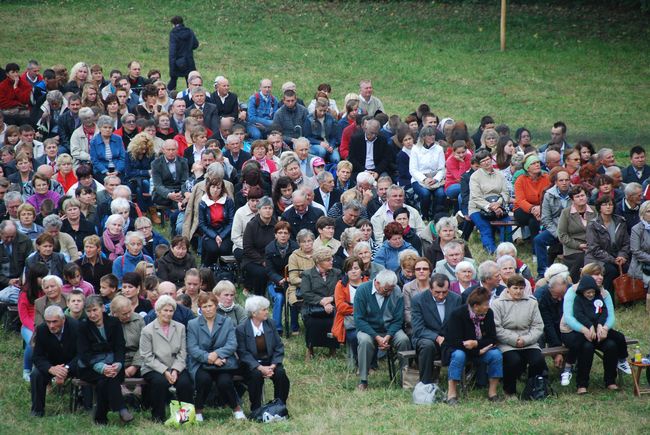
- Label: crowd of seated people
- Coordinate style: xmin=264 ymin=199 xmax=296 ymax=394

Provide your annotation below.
xmin=1 ymin=50 xmax=650 ymax=425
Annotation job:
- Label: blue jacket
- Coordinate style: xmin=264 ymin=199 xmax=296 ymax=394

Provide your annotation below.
xmin=247 ymin=92 xmax=278 ymax=124
xmin=186 ymin=314 xmax=238 ymax=381
xmin=303 ymin=113 xmax=340 ymax=147
xmin=353 ymin=280 xmax=404 ymax=338
xmin=112 ymin=251 xmax=153 ymax=283
xmin=89 ymin=133 xmax=126 ymax=177
xmin=143 ymin=231 xmax=168 ymax=259
xmin=198 ymin=195 xmax=235 ymax=240
xmin=374 ymin=240 xmax=414 ymax=271
xmin=396 ymin=150 xmax=411 ymax=187
xmin=125 ymin=152 xmax=154 ymax=179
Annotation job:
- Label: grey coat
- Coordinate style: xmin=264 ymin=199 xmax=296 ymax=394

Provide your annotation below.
xmin=557 ymin=205 xmax=597 ymax=256
xmin=139 ymin=319 xmax=187 ymax=376
xmin=540 ymin=186 xmax=572 ymax=237
xmin=629 ymin=221 xmax=650 ymax=287
xmin=121 ymin=312 xmax=144 ymax=367
xmin=585 ymin=214 xmax=630 ymax=266
xmin=300 ymin=266 xmax=341 ymax=309
xmin=186 ymin=314 xmax=238 ymax=381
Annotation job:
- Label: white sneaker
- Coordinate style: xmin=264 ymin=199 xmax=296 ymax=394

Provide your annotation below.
xmin=560 ymin=371 xmax=572 ymax=386
xmin=195 ymin=413 xmax=204 ymax=422
xmin=23 ymin=369 xmax=31 ymax=382
xmin=233 ymin=410 xmax=246 ymax=420
xmin=617 ymin=360 xmax=632 ymax=375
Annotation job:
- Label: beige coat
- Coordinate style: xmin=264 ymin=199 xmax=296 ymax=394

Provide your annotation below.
xmin=557 ymin=205 xmax=597 ymax=256
xmin=492 ymin=290 xmax=543 ymax=353
xmin=57 ymin=232 xmax=80 ymax=261
xmin=182 ymin=178 xmax=234 ymax=241
xmin=139 ymin=319 xmax=187 ymax=375
xmin=70 ymin=125 xmax=97 ymax=168
xmin=286 ymin=249 xmax=315 ymax=305
xmin=468 ymin=167 xmax=510 ymax=216
xmin=121 ymin=312 xmax=145 ymax=367
xmin=34 ymin=295 xmax=67 ymax=329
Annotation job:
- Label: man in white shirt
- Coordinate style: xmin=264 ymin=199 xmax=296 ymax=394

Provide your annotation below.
xmin=371 ymin=185 xmax=429 ymax=244
xmin=357 ymin=80 xmax=385 ymax=116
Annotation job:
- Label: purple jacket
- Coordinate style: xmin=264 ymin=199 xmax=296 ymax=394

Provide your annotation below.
xmin=27 ymin=190 xmax=61 ymax=213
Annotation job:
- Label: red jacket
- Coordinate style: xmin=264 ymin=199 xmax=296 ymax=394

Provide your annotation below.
xmin=0 ymin=77 xmax=32 ymax=110
xmin=339 ymin=121 xmax=358 ymax=160
xmin=445 ymin=151 xmax=472 ymax=189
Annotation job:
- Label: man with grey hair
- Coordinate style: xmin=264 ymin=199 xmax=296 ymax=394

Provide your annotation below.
xmin=334 ymin=200 xmax=362 ymax=239
xmin=213 ymin=75 xmax=243 ymax=122
xmin=348 ymin=118 xmax=392 ymax=179
xmin=434 ymin=240 xmax=477 ymax=282
xmin=151 ymin=139 xmax=189 ymax=211
xmin=3 ymin=190 xmax=23 ymax=222
xmin=370 ymin=184 xmax=428 ymax=244
xmin=30 ymin=305 xmax=80 ymax=417
xmin=0 ymin=219 xmax=33 ymax=288
xmin=461 ymin=260 xmax=505 ymax=304
xmin=96 ymin=174 xmax=121 ymax=206
xmin=618 ymin=181 xmax=643 ymax=233
xmin=185 ymin=85 xmax=219 ymax=132
xmin=357 ymin=80 xmax=384 ymax=116
xmin=313 ymin=171 xmax=341 ymax=213
xmin=246 ymin=78 xmax=278 ymax=140
xmin=33 ymin=90 xmax=67 ymax=140
xmin=353 ymin=269 xmax=410 ymax=390
xmin=223 ymin=133 xmax=250 ymax=173
xmin=281 ymin=189 xmax=324 ymax=238
xmin=597 ymin=147 xmax=617 ymax=174
xmin=96 ymin=184 xmax=137 ymax=231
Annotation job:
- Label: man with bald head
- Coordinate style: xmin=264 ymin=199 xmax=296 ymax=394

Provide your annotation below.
xmin=151 ymin=139 xmax=189 ymax=210
xmin=347 ymin=118 xmax=392 ymax=179
xmin=543 ymin=149 xmax=562 ymax=171
xmin=143 ymin=281 xmax=195 ymax=326
xmin=246 ymin=78 xmax=279 ymax=140
xmin=0 ymin=220 xmax=33 ymax=288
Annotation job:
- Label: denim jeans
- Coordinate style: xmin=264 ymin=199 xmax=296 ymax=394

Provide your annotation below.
xmin=412 ymin=182 xmax=445 ymax=219
xmin=21 ymin=326 xmax=33 ymax=371
xmin=309 ymin=145 xmax=341 ymax=163
xmin=247 ymin=119 xmax=273 ymax=140
xmin=267 ymin=283 xmax=285 ymax=333
xmin=470 ymin=212 xmax=501 ymax=254
xmin=445 ymin=183 xmax=461 ymax=201
xmin=533 ymin=229 xmax=558 ymax=277
xmin=448 ymin=348 xmax=503 ymax=381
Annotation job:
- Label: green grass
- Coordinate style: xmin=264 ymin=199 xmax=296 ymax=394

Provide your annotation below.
xmin=1 ymin=0 xmax=650 ymax=432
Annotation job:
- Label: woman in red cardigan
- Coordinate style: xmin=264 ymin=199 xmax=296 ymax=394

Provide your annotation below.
xmin=332 ymin=256 xmax=367 ymax=366
xmin=514 ymin=153 xmax=550 ymax=238
xmin=17 ymin=263 xmax=49 ymax=382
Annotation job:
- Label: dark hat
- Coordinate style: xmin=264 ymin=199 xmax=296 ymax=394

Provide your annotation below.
xmin=576 ymin=275 xmax=599 ymax=296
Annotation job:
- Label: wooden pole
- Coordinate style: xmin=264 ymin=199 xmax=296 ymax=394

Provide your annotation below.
xmin=500 ymin=0 xmax=507 ymax=51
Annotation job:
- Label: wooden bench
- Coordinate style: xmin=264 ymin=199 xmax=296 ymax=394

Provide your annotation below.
xmin=0 ymin=302 xmax=19 ymax=332
xmin=70 ymin=377 xmax=147 ymax=412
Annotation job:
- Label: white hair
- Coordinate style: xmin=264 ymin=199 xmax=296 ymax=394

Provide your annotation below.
xmin=355 ymin=171 xmax=375 ymax=186
xmin=374 ymin=269 xmax=398 ymax=287
xmin=42 ymin=275 xmax=63 ymax=288
xmin=496 ymin=255 xmax=516 ymax=269
xmin=477 ymin=260 xmax=499 ymax=282
xmin=155 ymin=294 xmax=177 ymax=313
xmin=624 ymin=182 xmax=642 ymax=196
xmin=105 ymin=213 xmax=125 ymax=227
xmin=110 ymin=197 xmax=130 ymax=213
xmin=125 ymin=231 xmax=145 ymax=245
xmin=495 ymin=242 xmax=517 ymax=258
xmin=455 ymin=260 xmax=476 ymax=276
xmin=44 ymin=305 xmax=65 ymax=319
xmin=245 ymin=295 xmax=270 ymax=317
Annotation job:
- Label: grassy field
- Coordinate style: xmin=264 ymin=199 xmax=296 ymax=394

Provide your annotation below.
xmin=1 ymin=0 xmax=650 ymax=433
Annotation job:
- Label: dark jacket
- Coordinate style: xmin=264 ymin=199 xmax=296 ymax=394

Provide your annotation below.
xmin=281 ymin=206 xmax=324 ymax=238
xmin=186 ymin=314 xmax=238 ymax=380
xmin=236 ymin=318 xmax=285 ymax=369
xmin=461 ymin=283 xmax=506 ymax=304
xmin=151 ymin=155 xmax=190 ymax=204
xmin=242 ymin=215 xmax=278 ymax=269
xmin=272 ymin=104 xmax=309 ymax=144
xmin=57 ymin=110 xmax=79 ymax=153
xmin=25 ymin=252 xmax=66 ymax=279
xmin=185 ymin=102 xmax=219 ymax=133
xmin=303 ymin=113 xmax=340 ymax=147
xmin=96 ymin=200 xmax=138 ymax=233
xmin=76 ymin=255 xmax=113 ymax=294
xmin=61 ymin=216 xmax=96 ymax=251
xmin=403 ymin=228 xmax=422 ymax=255
xmin=0 ymin=230 xmax=34 ymax=287
xmin=313 ymin=188 xmax=341 ymax=213
xmin=143 ymin=231 xmax=169 ymax=260
xmin=617 ymin=199 xmax=641 ymax=234
xmin=347 ymin=131 xmax=392 ymax=177
xmin=585 ymin=214 xmax=630 ymax=266
xmin=156 ymin=251 xmax=197 ymax=288
xmin=198 ymin=196 xmax=235 ymax=240
xmin=411 ymin=290 xmax=462 ymax=347
xmin=223 ymin=149 xmax=251 ymax=174
xmin=622 ymin=164 xmax=650 ymax=185
xmin=89 ymin=134 xmax=126 ymax=179
xmin=125 ymin=152 xmax=154 ymax=180
xmin=460 ymin=167 xmax=476 ymax=215
xmin=300 ymin=267 xmax=341 ymax=309
xmin=33 ymin=317 xmax=79 ymax=374
xmin=144 ymin=303 xmax=196 ymax=327
xmin=169 ymin=24 xmax=199 ymax=78
xmin=213 ymin=92 xmax=240 ymax=120
xmin=573 ymin=288 xmax=607 ymax=328
xmin=77 ymin=314 xmax=125 ymax=381
xmin=442 ymin=304 xmax=497 ymax=366
xmin=534 ymin=285 xmax=563 ymax=347
xmin=265 ymin=239 xmax=298 ymax=284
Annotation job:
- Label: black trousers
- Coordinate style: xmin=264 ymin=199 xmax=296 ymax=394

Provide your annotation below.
xmin=79 ymin=368 xmax=126 ymax=423
xmin=194 ymin=368 xmax=238 ymax=410
xmin=202 ymin=236 xmax=233 ymax=267
xmin=563 ymin=252 xmax=585 ymax=285
xmin=562 ymin=331 xmax=619 ymax=388
xmin=244 ymin=262 xmax=267 ymax=296
xmin=514 ymin=208 xmax=541 ymax=238
xmin=143 ymin=370 xmax=194 ymax=422
xmin=31 ymin=366 xmax=83 ymax=414
xmin=502 ymin=348 xmax=548 ymax=395
xmin=247 ymin=364 xmax=290 ymax=412
xmin=416 ymin=339 xmax=441 ymax=384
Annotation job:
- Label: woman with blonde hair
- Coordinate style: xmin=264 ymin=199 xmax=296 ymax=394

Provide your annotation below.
xmin=125 ymin=132 xmax=155 ymax=214
xmin=63 ymin=62 xmax=90 ymax=95
xmin=80 ymin=83 xmax=104 ymax=112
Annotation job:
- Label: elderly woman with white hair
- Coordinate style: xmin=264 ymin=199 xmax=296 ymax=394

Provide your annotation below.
xmin=424 ymin=216 xmax=472 ymax=265
xmin=497 ymin=255 xmax=532 ymax=297
xmin=139 ymin=295 xmax=194 ymax=423
xmin=70 ymin=107 xmax=97 ymax=168
xmin=353 ymin=241 xmax=384 ymax=280
xmin=112 ymin=231 xmax=153 ymax=284
xmin=90 ymin=115 xmax=126 ymax=181
xmin=101 ymin=214 xmax=126 ymax=261
xmin=236 ymin=295 xmax=290 ymax=412
xmin=109 ymin=197 xmax=135 ymax=233
xmin=43 ymin=214 xmax=80 ymax=261
xmin=301 ymin=247 xmax=341 ymax=359
xmin=333 ymin=226 xmax=362 ymax=270
xmin=495 ymin=242 xmax=535 ymax=288
xmin=450 ymin=260 xmax=478 ymax=295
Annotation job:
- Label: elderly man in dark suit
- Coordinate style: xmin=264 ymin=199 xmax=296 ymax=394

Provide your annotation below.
xmin=281 ymin=189 xmax=323 ymax=238
xmin=30 ymin=305 xmax=79 ymax=416
xmin=185 ymin=86 xmax=219 ymax=133
xmin=347 ymin=119 xmax=392 ymax=179
xmin=313 ymin=171 xmax=341 ymax=213
xmin=151 ymin=139 xmax=189 ymax=210
xmin=0 ymin=220 xmax=33 ymax=289
xmin=411 ymin=273 xmax=462 ymax=384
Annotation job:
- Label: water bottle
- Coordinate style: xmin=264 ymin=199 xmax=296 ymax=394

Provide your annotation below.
xmin=634 ymin=345 xmax=642 ymax=363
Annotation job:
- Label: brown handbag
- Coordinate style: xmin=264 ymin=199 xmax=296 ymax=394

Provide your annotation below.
xmin=613 ymin=264 xmax=646 ymax=304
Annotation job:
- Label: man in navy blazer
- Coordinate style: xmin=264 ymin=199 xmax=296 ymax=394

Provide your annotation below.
xmin=411 ymin=274 xmax=462 ymax=384
xmin=312 ymin=171 xmax=341 ymax=213
xmin=622 ymin=146 xmax=650 ymax=185
xmin=347 ymin=119 xmax=392 ymax=179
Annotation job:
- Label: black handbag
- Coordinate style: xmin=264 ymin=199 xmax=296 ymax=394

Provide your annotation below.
xmin=250 ymin=398 xmax=289 ymax=423
xmin=305 ymin=304 xmax=334 ymax=318
xmin=520 ymin=375 xmax=552 ymax=400
xmin=479 ymin=195 xmax=506 ymax=220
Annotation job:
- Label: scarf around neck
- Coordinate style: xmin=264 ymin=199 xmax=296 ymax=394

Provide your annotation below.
xmin=102 ymin=230 xmax=125 ymax=260
xmin=468 ymin=305 xmax=485 ymax=340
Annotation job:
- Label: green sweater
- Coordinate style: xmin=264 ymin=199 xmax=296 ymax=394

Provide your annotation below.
xmin=353 ymin=281 xmax=404 ymax=338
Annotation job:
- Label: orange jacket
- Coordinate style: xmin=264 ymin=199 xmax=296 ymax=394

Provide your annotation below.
xmin=514 ymin=173 xmax=550 ymax=212
xmin=331 ymin=277 xmax=368 ymax=343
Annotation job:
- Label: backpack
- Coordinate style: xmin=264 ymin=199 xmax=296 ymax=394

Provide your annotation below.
xmin=412 ymin=382 xmax=445 ymax=405
xmin=250 ymin=398 xmax=289 ymax=423
xmin=521 ymin=375 xmax=552 ymax=401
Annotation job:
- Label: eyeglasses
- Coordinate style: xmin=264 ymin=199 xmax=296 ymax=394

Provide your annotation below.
xmin=136 ymin=225 xmax=151 ymax=231
xmin=415 ymin=267 xmax=430 ymax=271
xmin=124 ymin=120 xmax=136 ymax=124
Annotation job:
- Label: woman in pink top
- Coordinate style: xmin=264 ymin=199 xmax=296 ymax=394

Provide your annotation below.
xmin=61 ymin=263 xmax=95 ymax=297
xmin=445 ymin=140 xmax=472 ymax=203
xmin=17 ymin=263 xmax=49 ymax=381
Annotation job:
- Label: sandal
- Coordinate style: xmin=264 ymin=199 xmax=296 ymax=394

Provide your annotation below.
xmin=577 ymin=387 xmax=588 ymax=395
